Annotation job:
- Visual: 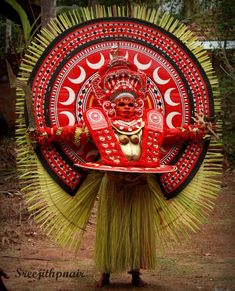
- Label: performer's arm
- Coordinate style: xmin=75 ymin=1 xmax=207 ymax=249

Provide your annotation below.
xmin=163 ymin=124 xmax=207 ymax=146
xmin=32 ymin=125 xmax=90 ymax=147
xmin=163 ymin=112 xmax=217 ymax=146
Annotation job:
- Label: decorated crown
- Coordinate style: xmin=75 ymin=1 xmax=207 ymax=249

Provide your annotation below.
xmin=92 ymin=46 xmax=147 ymax=117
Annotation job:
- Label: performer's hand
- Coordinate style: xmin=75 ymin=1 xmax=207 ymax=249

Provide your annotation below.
xmin=28 ymin=127 xmax=40 ymax=147
xmin=28 ymin=127 xmax=52 ymax=145
xmin=28 ymin=128 xmax=50 ymax=147
xmin=192 ymin=112 xmax=219 ymax=140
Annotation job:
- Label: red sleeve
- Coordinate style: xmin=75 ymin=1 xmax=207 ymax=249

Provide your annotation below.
xmin=35 ymin=124 xmax=89 ymax=147
xmin=163 ymin=125 xmax=204 ymax=146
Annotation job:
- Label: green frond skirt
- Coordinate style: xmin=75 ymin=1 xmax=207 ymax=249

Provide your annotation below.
xmin=95 ymin=173 xmax=158 ymax=272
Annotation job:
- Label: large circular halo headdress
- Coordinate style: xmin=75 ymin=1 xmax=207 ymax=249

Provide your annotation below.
xmin=16 ymin=5 xmax=222 ymax=251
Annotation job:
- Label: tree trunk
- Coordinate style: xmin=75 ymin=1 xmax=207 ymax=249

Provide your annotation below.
xmin=182 ymin=0 xmax=197 ymax=19
xmin=5 ymin=19 xmax=12 ymax=54
xmin=41 ymin=0 xmax=56 ymax=28
xmin=88 ymin=0 xmax=98 ymax=8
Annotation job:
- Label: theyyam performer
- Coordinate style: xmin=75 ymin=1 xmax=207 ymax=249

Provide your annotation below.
xmin=15 ymin=5 xmax=222 ymax=287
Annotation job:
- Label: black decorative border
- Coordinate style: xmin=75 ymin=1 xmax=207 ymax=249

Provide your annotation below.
xmin=35 ymin=144 xmax=88 ymax=196
xmin=157 ymin=140 xmax=210 ymax=199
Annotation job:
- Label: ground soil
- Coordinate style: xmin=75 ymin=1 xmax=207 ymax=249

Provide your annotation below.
xmin=0 ymin=141 xmax=234 ymax=291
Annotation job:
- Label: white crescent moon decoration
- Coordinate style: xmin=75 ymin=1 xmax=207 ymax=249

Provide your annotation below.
xmin=164 ymin=88 xmax=180 ymax=106
xmin=59 ymin=87 xmax=76 ymax=105
xmin=166 ymin=112 xmax=181 ymax=128
xmin=134 ymin=54 xmax=152 ymax=70
xmin=153 ymin=67 xmax=170 ymax=85
xmin=59 ymin=111 xmax=76 ymax=126
xmin=86 ymin=53 xmax=105 ymax=69
xmin=68 ymin=66 xmax=86 ymax=84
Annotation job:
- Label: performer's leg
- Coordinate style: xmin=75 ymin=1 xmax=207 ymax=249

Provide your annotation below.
xmin=128 ymin=270 xmax=147 ymax=287
xmin=0 ymin=268 xmax=9 ymax=291
xmin=96 ymin=273 xmax=110 ymax=287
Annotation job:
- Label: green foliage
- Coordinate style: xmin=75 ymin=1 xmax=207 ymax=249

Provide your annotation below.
xmin=218 ymin=51 xmax=235 ymax=168
xmin=216 ymin=0 xmax=235 ymax=40
xmin=99 ymin=0 xmax=129 ymax=5
xmin=4 ymin=0 xmax=31 ymax=42
xmin=57 ymin=0 xmax=161 ymax=8
xmin=0 ymin=15 xmax=24 ymax=61
xmin=57 ymin=0 xmax=88 ymax=6
xmin=213 ymin=1 xmax=235 ymax=168
xmin=166 ymin=0 xmax=235 ymax=168
xmin=0 ymin=16 xmax=7 ymax=57
xmin=0 ymin=0 xmax=41 ymax=68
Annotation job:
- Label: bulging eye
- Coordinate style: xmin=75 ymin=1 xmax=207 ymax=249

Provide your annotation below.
xmin=118 ymin=102 xmax=125 ymax=107
xmin=128 ymin=103 xmax=134 ymax=107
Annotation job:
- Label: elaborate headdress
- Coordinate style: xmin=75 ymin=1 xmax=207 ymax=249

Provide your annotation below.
xmin=92 ymin=46 xmax=147 ymax=118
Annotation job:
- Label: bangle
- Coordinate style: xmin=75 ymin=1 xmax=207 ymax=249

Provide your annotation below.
xmin=74 ymin=127 xmax=82 ymax=146
xmin=74 ymin=127 xmax=90 ymax=146
xmin=55 ymin=127 xmax=62 ymax=136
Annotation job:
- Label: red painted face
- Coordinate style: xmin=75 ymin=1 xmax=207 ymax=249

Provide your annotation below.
xmin=115 ymin=97 xmax=135 ymax=118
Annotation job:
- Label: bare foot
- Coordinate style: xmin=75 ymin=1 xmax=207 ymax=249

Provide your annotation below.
xmin=131 ymin=275 xmax=148 ymax=287
xmin=96 ymin=273 xmax=110 ymax=288
xmin=0 ymin=268 xmax=9 ymax=291
xmin=129 ymin=270 xmax=147 ymax=287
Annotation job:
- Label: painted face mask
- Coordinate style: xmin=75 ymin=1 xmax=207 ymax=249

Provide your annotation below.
xmin=115 ymin=97 xmax=135 ymax=118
